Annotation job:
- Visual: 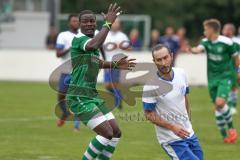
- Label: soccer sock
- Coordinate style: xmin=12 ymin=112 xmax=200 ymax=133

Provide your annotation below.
xmin=215 ymin=110 xmax=227 ymax=138
xmin=59 ymin=100 xmax=70 ymax=119
xmin=228 ymin=90 xmax=238 ymax=108
xmin=73 ymin=114 xmax=80 ymax=129
xmin=220 ymin=104 xmax=234 ymax=129
xmin=113 ymin=89 xmax=122 ymax=107
xmin=82 ymin=135 xmax=110 ymax=160
xmin=108 ymin=89 xmax=122 ymax=107
xmin=96 ymin=137 xmax=120 ymax=160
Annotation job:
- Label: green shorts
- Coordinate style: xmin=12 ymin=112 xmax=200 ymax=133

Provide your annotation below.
xmin=208 ymin=78 xmax=232 ymax=102
xmin=66 ymin=96 xmax=114 ymax=129
xmin=230 ymin=70 xmax=238 ymax=88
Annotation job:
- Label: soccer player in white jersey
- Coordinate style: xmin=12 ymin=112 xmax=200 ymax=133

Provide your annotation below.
xmin=55 ymin=14 xmax=80 ymax=131
xmin=103 ymin=18 xmax=129 ymax=109
xmin=222 ymin=23 xmax=240 ymax=115
xmin=142 ymin=44 xmax=203 ymax=160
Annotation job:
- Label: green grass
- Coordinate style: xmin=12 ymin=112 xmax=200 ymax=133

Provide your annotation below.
xmin=0 ymin=81 xmax=240 ymax=160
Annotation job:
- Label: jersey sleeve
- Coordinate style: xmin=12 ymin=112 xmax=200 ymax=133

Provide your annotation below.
xmin=142 ymin=85 xmax=157 ymax=111
xmin=56 ymin=33 xmax=65 ymax=49
xmin=229 ymin=43 xmax=238 ymax=57
xmin=198 ymin=39 xmax=207 ymax=51
xmin=182 ymin=69 xmax=190 ymax=95
xmin=72 ymin=35 xmax=92 ymax=51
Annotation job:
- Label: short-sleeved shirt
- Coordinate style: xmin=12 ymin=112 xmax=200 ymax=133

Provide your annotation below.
xmin=67 ymin=32 xmax=100 ymax=98
xmin=142 ymin=68 xmax=194 ymax=144
xmin=56 ymin=31 xmax=78 ymax=64
xmin=199 ymin=35 xmax=238 ymax=80
xmin=103 ymin=31 xmax=129 ymax=61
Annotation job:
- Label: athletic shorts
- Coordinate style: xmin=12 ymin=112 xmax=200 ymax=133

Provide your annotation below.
xmin=59 ymin=73 xmax=71 ymax=93
xmin=104 ymin=69 xmax=120 ymax=83
xmin=66 ymin=96 xmax=114 ymax=129
xmin=230 ymin=70 xmax=238 ymax=88
xmin=161 ymin=134 xmax=204 ymax=160
xmin=208 ymin=78 xmax=232 ymax=102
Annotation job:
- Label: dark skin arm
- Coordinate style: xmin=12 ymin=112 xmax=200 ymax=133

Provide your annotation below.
xmin=100 ymin=47 xmax=106 ymax=60
xmin=56 ymin=48 xmax=70 ymax=58
xmin=99 ymin=56 xmax=136 ymax=70
xmin=85 ymin=3 xmax=121 ymax=51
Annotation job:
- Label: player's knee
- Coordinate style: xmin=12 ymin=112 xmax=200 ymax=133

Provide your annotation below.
xmin=215 ymin=98 xmax=226 ymax=109
xmin=113 ymin=128 xmax=122 ymax=138
xmin=103 ymin=128 xmax=114 ymax=140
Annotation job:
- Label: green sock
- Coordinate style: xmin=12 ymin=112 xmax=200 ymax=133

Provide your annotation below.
xmin=215 ymin=110 xmax=227 ymax=138
xmin=96 ymin=137 xmax=120 ymax=160
xmin=82 ymin=135 xmax=110 ymax=160
xmin=221 ymin=105 xmax=234 ymax=129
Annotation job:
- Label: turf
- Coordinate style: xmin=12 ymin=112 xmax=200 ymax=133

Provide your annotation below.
xmin=0 ymin=81 xmax=239 ymax=160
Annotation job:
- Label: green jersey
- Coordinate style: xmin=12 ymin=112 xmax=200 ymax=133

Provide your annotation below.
xmin=200 ymin=35 xmax=238 ymax=80
xmin=67 ymin=32 xmax=100 ymax=97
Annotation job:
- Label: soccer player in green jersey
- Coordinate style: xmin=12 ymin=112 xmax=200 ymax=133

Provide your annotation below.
xmin=66 ymin=4 xmax=136 ymax=160
xmin=222 ymin=23 xmax=240 ymax=115
xmin=189 ymin=19 xmax=239 ymax=143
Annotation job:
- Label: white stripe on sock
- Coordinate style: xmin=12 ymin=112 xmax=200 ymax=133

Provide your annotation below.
xmin=102 ymin=150 xmax=112 ymax=158
xmin=109 ymin=138 xmax=120 ymax=147
xmin=89 ymin=143 xmax=101 ymax=154
xmin=84 ymin=151 xmax=93 ymax=160
xmin=96 ymin=135 xmax=110 ymax=146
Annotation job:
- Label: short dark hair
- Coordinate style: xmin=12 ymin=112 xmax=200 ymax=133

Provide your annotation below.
xmin=68 ymin=14 xmax=78 ymax=22
xmin=203 ymin=19 xmax=221 ymax=33
xmin=79 ymin=10 xmax=95 ymax=21
xmin=152 ymin=44 xmax=172 ymax=58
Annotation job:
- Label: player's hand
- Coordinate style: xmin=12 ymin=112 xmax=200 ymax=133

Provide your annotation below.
xmin=171 ymin=123 xmax=190 ymax=139
xmin=102 ymin=3 xmax=122 ymax=23
xmin=116 ymin=56 xmax=136 ymax=70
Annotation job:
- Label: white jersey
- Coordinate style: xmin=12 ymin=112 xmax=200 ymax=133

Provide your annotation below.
xmin=56 ymin=31 xmax=78 ymax=64
xmin=142 ymin=67 xmax=194 ymax=144
xmin=103 ymin=31 xmax=129 ymax=61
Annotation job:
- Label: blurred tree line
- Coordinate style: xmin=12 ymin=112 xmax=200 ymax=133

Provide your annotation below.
xmin=61 ymin=0 xmax=240 ymax=42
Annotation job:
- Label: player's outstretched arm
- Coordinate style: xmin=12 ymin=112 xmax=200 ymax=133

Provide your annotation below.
xmin=56 ymin=48 xmax=70 ymax=57
xmin=144 ymin=110 xmax=190 ymax=139
xmin=99 ymin=56 xmax=136 ymax=70
xmin=188 ymin=46 xmax=204 ymax=54
xmin=85 ymin=3 xmax=121 ymax=51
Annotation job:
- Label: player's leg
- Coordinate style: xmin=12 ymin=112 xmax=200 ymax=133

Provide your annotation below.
xmin=77 ymin=105 xmax=114 ymax=159
xmin=228 ymin=87 xmax=238 ymax=114
xmin=216 ymin=79 xmax=237 ymax=143
xmin=188 ymin=134 xmax=204 ymax=160
xmin=57 ymin=73 xmax=70 ymax=126
xmin=96 ymin=104 xmax=122 ymax=160
xmin=73 ymin=114 xmax=80 ymax=132
xmin=208 ymin=81 xmax=228 ymax=139
xmin=228 ymin=73 xmax=238 ymax=114
xmin=162 ymin=140 xmax=200 ymax=160
xmin=104 ymin=69 xmax=122 ymax=108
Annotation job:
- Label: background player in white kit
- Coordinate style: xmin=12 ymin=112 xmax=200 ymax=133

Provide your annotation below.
xmin=55 ymin=14 xmax=80 ymax=131
xmin=103 ymin=18 xmax=129 ymax=108
xmin=142 ymin=44 xmax=203 ymax=160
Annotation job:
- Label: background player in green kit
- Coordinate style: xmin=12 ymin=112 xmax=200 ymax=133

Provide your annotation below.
xmin=189 ymin=19 xmax=239 ymax=143
xmin=222 ymin=23 xmax=240 ymax=115
xmin=66 ymin=3 xmax=136 ymax=160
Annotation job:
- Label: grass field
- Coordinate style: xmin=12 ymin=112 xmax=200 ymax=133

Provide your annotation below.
xmin=0 ymin=81 xmax=240 ymax=160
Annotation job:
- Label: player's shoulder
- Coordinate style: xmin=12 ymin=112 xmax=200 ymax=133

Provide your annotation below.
xmin=218 ymin=35 xmax=233 ymax=45
xmin=74 ymin=32 xmax=88 ymax=39
xmin=201 ymin=38 xmax=208 ymax=44
xmin=173 ymin=67 xmax=185 ymax=74
xmin=173 ymin=67 xmax=187 ymax=78
xmin=232 ymin=37 xmax=240 ymax=45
